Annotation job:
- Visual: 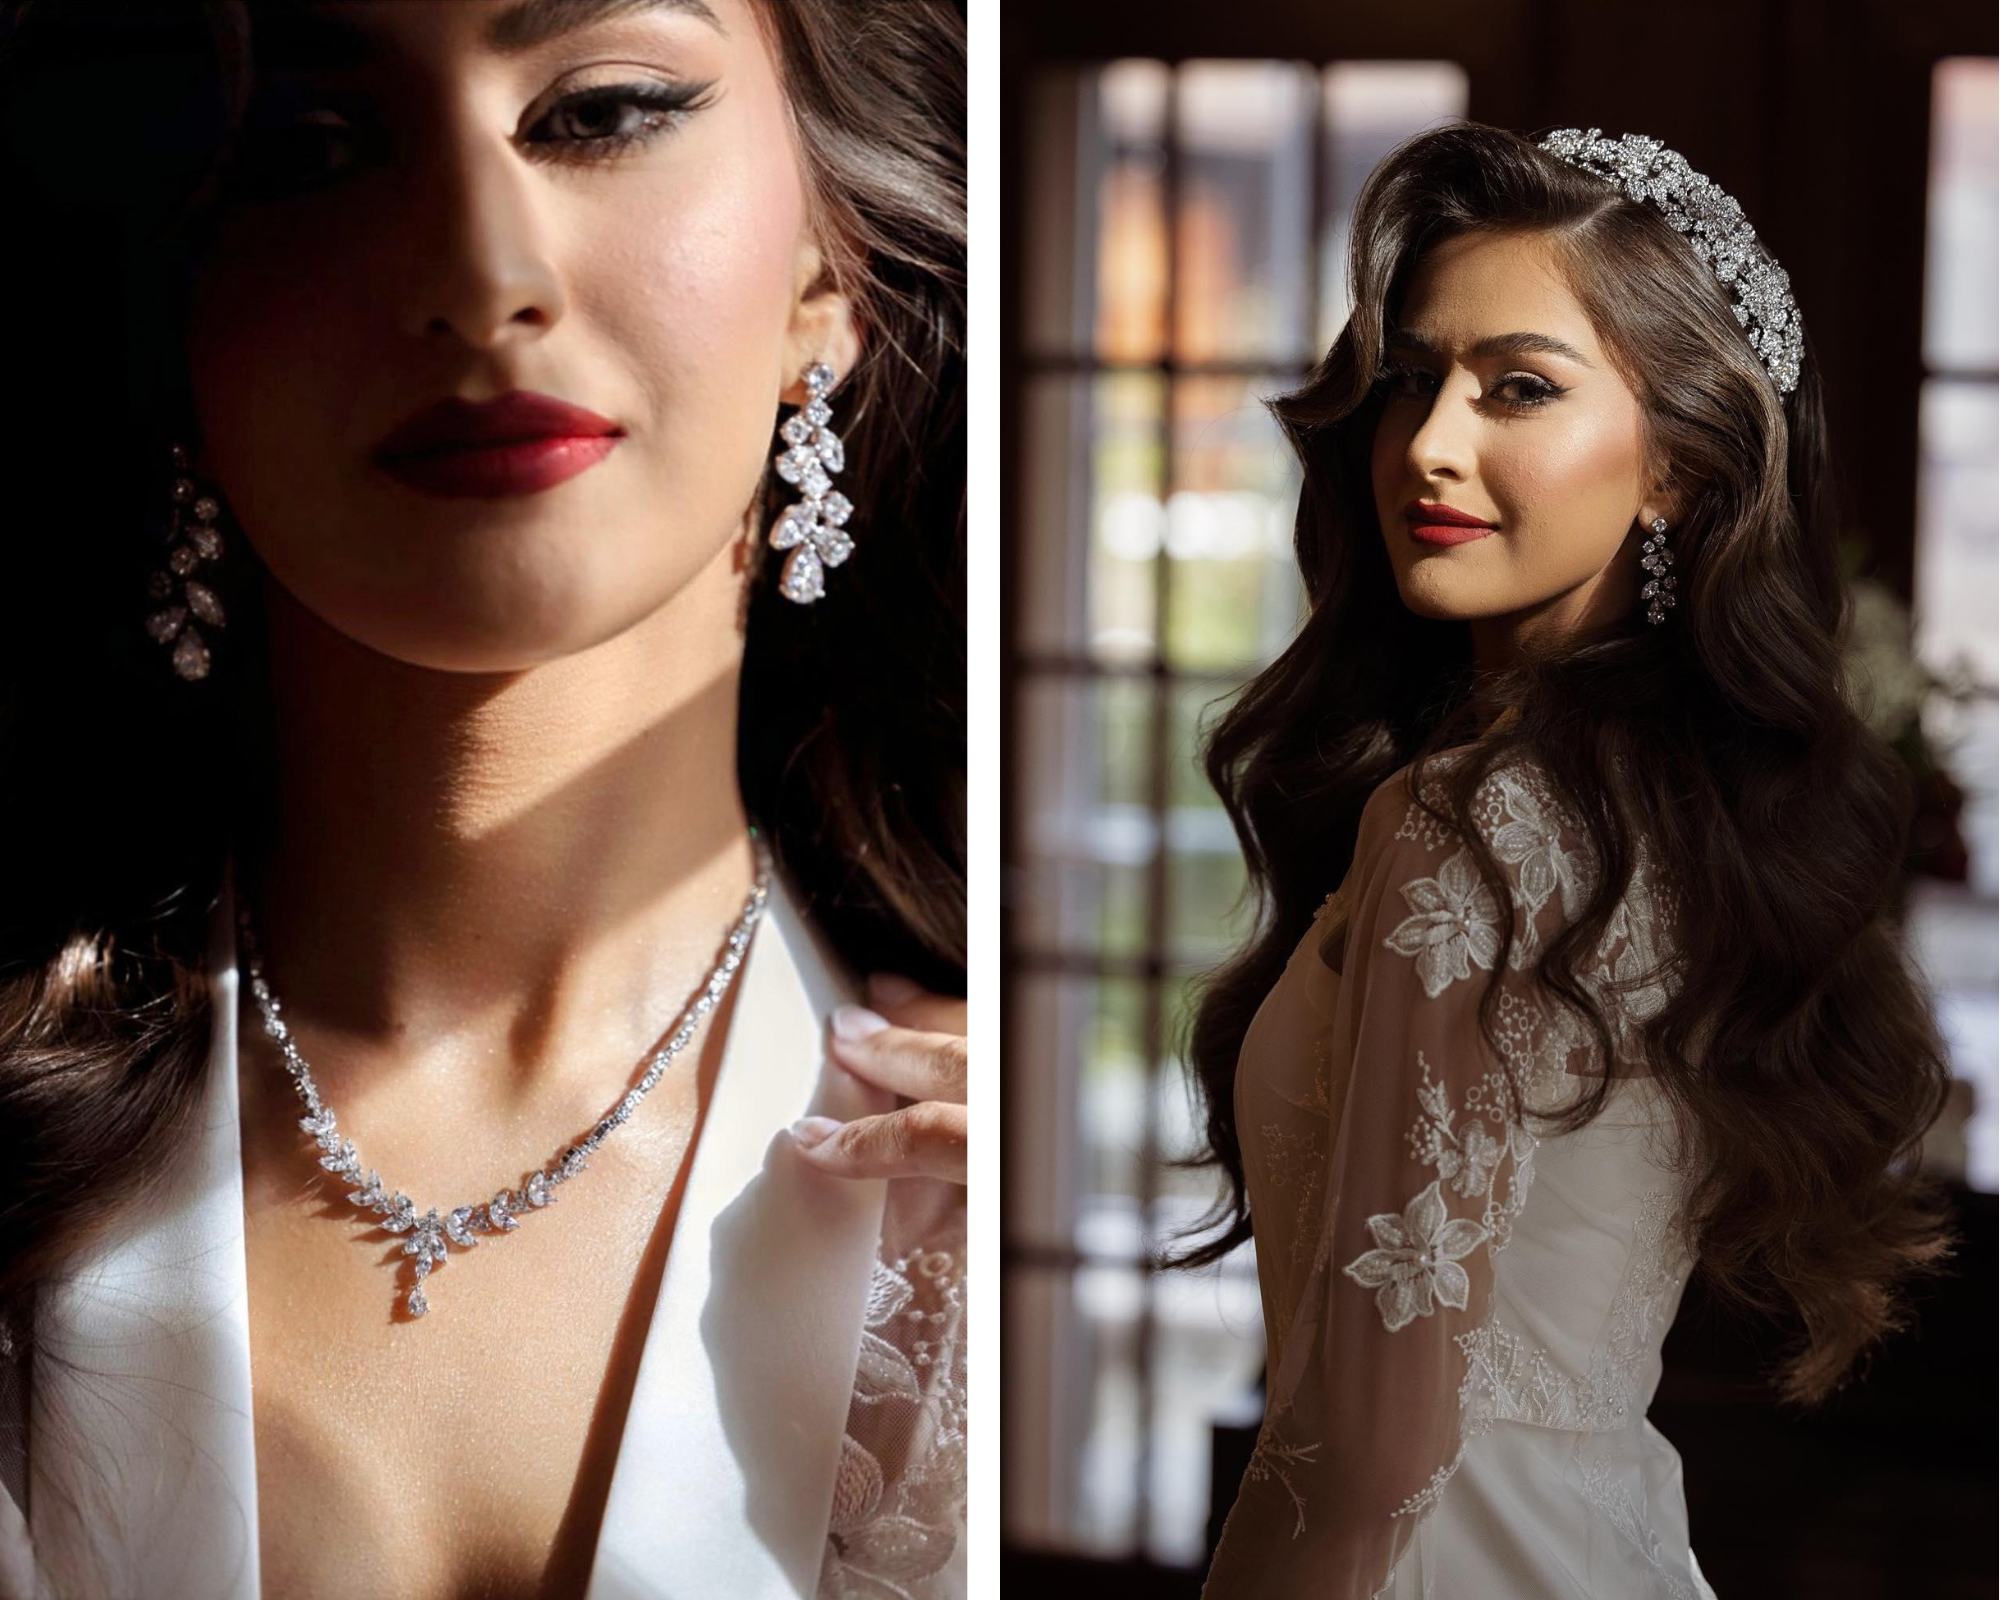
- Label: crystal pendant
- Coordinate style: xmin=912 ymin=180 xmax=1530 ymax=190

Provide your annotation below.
xmin=172 ymin=629 xmax=211 ymax=681
xmin=780 ymin=545 xmax=826 ymax=604
xmin=185 ymin=581 xmax=226 ymax=627
xmin=770 ymin=504 xmax=814 ymax=550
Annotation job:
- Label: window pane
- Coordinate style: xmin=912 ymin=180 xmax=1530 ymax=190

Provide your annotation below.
xmin=1096 ymin=61 xmax=1171 ymax=363
xmin=1174 ymin=61 xmax=1317 ymax=365
xmin=1078 ymin=975 xmax=1153 ymax=1238
xmin=1319 ymin=62 xmax=1470 ymax=350
xmin=1914 ymin=380 xmax=2000 ymax=690
xmin=1018 ymin=373 xmax=1165 ymax=665
xmin=1146 ymin=1257 xmax=1266 ymax=1564
xmin=1002 ymin=1264 xmax=1147 ymax=1552
xmin=1168 ymin=681 xmax=1253 ymax=966
xmin=1022 ymin=62 xmax=1171 ymax=364
xmin=1004 ymin=1264 xmax=1142 ymax=1553
xmin=1021 ymin=67 xmax=1092 ymax=360
xmin=1923 ymin=58 xmax=1998 ymax=371
xmin=1016 ymin=676 xmax=1154 ymax=959
xmin=1163 ymin=374 xmax=1306 ymax=672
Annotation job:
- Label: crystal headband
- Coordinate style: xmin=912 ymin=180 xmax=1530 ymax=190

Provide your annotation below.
xmin=1536 ymin=128 xmax=1803 ymax=395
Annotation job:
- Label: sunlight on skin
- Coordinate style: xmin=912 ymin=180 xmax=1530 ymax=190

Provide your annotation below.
xmin=1369 ymin=229 xmax=1677 ymax=673
xmin=183 ymin=0 xmax=860 ymax=1060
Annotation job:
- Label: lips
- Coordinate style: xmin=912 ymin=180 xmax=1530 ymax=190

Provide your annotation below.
xmin=1402 ymin=498 xmax=1499 ymax=547
xmin=373 ymin=390 xmax=625 ymax=500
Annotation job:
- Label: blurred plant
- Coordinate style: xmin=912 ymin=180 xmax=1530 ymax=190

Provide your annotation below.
xmin=1839 ymin=538 xmax=1986 ymax=886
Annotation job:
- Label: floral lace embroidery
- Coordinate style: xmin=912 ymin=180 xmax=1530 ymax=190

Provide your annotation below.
xmin=1392 ymin=1443 xmax=1465 ymax=1518
xmin=1457 ymin=1189 xmax=1686 ymax=1436
xmin=1382 ymin=848 xmax=1505 ymax=999
xmin=1404 ymin=1049 xmax=1541 ymax=1245
xmin=1343 ymin=1179 xmax=1490 ymax=1331
xmin=1577 ymin=1457 xmax=1703 ymax=1600
xmin=819 ymin=1248 xmax=965 ymax=1600
xmin=1319 ymin=758 xmax=1688 ymax=1562
xmin=1395 ymin=801 xmax=1455 ymax=854
xmin=1242 ymin=1401 xmax=1323 ymax=1538
xmin=1260 ymin=1121 xmax=1328 ymax=1295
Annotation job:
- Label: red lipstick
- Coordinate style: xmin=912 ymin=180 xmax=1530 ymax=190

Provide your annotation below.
xmin=373 ymin=391 xmax=625 ymax=500
xmin=1402 ymin=498 xmax=1499 ymax=547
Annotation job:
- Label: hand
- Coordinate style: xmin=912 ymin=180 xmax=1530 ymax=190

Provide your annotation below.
xmin=790 ymin=974 xmax=967 ymax=1185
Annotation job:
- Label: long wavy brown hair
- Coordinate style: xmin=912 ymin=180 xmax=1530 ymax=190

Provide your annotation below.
xmin=0 ymin=0 xmax=963 ymax=1348
xmin=1180 ymin=121 xmax=1950 ymax=1403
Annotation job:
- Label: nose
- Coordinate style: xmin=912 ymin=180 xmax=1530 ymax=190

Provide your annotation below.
xmin=389 ymin=105 xmax=566 ymax=351
xmin=1402 ymin=376 xmax=1476 ymax=484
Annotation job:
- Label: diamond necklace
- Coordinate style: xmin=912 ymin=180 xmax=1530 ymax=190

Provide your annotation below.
xmin=238 ymin=854 xmax=771 ymax=1320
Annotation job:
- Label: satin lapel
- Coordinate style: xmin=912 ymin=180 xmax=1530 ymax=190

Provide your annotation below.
xmin=29 ymin=867 xmax=260 ymax=1600
xmin=586 ymin=882 xmax=891 ymax=1600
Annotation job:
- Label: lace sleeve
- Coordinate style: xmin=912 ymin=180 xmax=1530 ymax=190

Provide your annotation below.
xmin=1204 ymin=759 xmax=1606 ymax=1600
xmin=818 ymin=1184 xmax=966 ymax=1600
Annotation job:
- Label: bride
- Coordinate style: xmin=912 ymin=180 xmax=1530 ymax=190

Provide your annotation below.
xmin=0 ymin=2 xmax=965 ymax=1598
xmin=1182 ymin=122 xmax=1950 ymax=1598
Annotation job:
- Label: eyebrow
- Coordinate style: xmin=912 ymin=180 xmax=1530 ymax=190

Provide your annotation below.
xmin=263 ymin=0 xmax=723 ymax=71
xmin=1387 ymin=328 xmax=1597 ymax=369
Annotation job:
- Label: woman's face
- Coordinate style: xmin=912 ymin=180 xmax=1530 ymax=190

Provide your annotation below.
xmin=1369 ymin=229 xmax=1666 ymax=646
xmin=184 ymin=0 xmax=854 ymax=673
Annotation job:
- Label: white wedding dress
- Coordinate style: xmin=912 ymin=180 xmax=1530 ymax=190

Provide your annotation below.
xmin=1204 ymin=751 xmax=1717 ymax=1600
xmin=0 ymin=864 xmax=965 ymax=1600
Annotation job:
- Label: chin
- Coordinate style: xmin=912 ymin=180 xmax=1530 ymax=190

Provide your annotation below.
xmin=1392 ymin=565 xmax=1492 ymax=622
xmin=269 ymin=560 xmax=680 ymax=677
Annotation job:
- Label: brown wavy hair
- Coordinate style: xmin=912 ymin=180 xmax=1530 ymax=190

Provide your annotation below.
xmin=1179 ymin=122 xmax=1950 ymax=1403
xmin=0 ymin=0 xmax=963 ymax=1346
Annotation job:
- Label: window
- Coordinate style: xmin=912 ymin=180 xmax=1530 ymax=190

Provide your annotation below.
xmin=1910 ymin=56 xmax=1999 ymax=1189
xmin=1006 ymin=58 xmax=1468 ymax=1564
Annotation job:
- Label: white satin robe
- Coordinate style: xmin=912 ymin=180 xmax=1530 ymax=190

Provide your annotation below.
xmin=1206 ymin=752 xmax=1715 ymax=1600
xmin=0 ymin=864 xmax=966 ymax=1600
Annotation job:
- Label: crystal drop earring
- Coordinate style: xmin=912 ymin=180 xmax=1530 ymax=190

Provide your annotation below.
xmin=767 ymin=361 xmax=854 ymax=605
xmin=1639 ymin=516 xmax=1676 ymax=626
xmin=145 ymin=442 xmax=229 ymax=680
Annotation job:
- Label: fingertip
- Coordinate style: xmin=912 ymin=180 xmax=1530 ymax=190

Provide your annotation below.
xmin=831 ymin=1004 xmax=891 ymax=1043
xmin=789 ymin=1116 xmax=843 ymax=1152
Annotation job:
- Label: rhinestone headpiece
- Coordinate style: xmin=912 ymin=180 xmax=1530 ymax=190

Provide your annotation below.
xmin=1537 ymin=128 xmax=1803 ymax=395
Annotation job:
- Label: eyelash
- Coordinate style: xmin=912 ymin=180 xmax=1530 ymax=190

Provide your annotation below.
xmin=237 ymin=80 xmax=716 ymax=193
xmin=1374 ymin=362 xmax=1569 ymax=412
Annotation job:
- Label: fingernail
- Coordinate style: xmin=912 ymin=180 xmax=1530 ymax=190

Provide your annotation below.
xmin=790 ymin=1116 xmax=842 ymax=1150
xmin=832 ymin=1004 xmax=890 ymax=1042
xmin=867 ymin=974 xmax=922 ymax=1006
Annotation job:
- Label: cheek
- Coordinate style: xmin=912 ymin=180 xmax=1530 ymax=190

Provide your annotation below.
xmin=176 ymin=84 xmax=811 ymax=672
xmin=586 ymin=124 xmax=807 ymax=484
xmin=1488 ymin=408 xmax=1647 ymax=574
xmin=1369 ymin=410 xmax=1408 ymax=507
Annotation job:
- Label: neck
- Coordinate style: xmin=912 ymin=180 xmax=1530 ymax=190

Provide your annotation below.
xmin=239 ymin=544 xmax=759 ymax=1103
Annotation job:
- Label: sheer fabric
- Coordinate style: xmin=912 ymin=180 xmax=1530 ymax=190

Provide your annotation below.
xmin=817 ymin=1185 xmax=967 ymax=1600
xmin=1206 ymin=753 xmax=1714 ymax=1600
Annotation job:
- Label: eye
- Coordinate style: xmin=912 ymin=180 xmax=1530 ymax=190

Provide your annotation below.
xmin=227 ymin=79 xmax=715 ymax=198
xmin=1375 ymin=362 xmax=1438 ymax=400
xmin=1490 ymin=372 xmax=1567 ymax=410
xmin=523 ymin=80 xmax=716 ymax=161
xmin=228 ymin=87 xmax=373 ymax=196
